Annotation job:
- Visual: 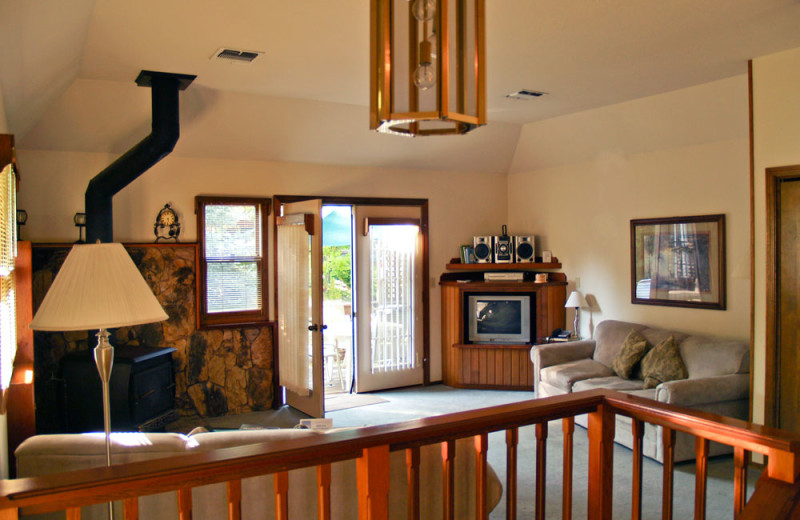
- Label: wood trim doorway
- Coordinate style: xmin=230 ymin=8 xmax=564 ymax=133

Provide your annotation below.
xmin=765 ymin=164 xmax=800 ymax=429
xmin=271 ymin=195 xmax=431 ymax=407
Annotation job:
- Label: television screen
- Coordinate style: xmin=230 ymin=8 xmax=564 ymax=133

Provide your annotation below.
xmin=466 ymin=293 xmax=533 ymax=344
xmin=475 ymin=300 xmax=522 ymax=334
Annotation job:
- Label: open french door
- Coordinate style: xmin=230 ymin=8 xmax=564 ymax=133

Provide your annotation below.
xmin=354 ymin=206 xmax=424 ymax=392
xmin=276 ymin=199 xmax=324 ymax=417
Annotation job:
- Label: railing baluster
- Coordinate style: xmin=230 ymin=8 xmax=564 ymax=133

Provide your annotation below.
xmin=65 ymin=507 xmax=81 ymax=520
xmin=357 ymin=445 xmax=390 ymax=520
xmin=733 ymin=447 xmax=750 ymax=519
xmin=695 ymin=437 xmax=709 ymax=520
xmin=562 ymin=417 xmax=574 ymax=520
xmin=506 ymin=428 xmax=519 ymax=520
xmin=227 ymin=479 xmax=242 ymax=520
xmin=124 ymin=496 xmax=139 ymax=520
xmin=631 ymin=418 xmax=645 ymax=520
xmin=662 ymin=428 xmax=676 ymax=520
xmin=406 ymin=447 xmax=421 ymax=520
xmin=274 ymin=471 xmax=289 ymax=520
xmin=177 ymin=487 xmax=192 ymax=520
xmin=475 ymin=433 xmax=489 ymax=519
xmin=317 ymin=464 xmax=332 ymax=520
xmin=442 ymin=440 xmax=456 ymax=520
xmin=535 ymin=422 xmax=548 ymax=520
xmin=587 ymin=403 xmax=614 ymax=520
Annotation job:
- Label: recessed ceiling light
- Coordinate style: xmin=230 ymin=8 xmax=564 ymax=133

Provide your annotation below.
xmin=506 ymin=89 xmax=547 ymax=100
xmin=211 ymin=48 xmax=263 ymax=63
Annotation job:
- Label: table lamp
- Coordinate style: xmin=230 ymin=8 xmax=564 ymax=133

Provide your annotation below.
xmin=29 ymin=243 xmax=167 ymax=471
xmin=564 ymin=290 xmax=588 ymax=338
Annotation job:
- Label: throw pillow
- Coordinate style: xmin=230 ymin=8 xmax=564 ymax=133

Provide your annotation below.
xmin=640 ymin=335 xmax=688 ymax=389
xmin=611 ymin=329 xmax=648 ymax=379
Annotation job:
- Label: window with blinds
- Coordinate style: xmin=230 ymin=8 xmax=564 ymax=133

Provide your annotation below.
xmin=196 ymin=196 xmax=270 ymax=328
xmin=0 ymin=164 xmax=17 ymax=395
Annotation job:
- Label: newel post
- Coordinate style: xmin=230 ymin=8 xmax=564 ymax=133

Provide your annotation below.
xmin=357 ymin=445 xmax=391 ymax=520
xmin=587 ymin=402 xmax=615 ymax=520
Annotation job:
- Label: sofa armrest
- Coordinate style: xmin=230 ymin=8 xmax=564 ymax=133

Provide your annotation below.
xmin=655 ymin=373 xmax=750 ymax=408
xmin=530 ymin=340 xmax=596 ymax=394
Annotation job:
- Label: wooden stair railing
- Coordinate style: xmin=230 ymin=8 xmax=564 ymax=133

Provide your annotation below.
xmin=1 ymin=389 xmax=800 ymax=520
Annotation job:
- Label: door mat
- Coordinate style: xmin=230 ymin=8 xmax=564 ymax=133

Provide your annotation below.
xmin=325 ymin=393 xmax=389 ymax=412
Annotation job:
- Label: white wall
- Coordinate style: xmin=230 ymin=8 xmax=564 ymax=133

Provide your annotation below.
xmin=751 ymin=47 xmax=800 ymax=425
xmin=0 ymin=87 xmax=8 ymax=133
xmin=16 ymin=150 xmax=509 ymax=381
xmin=507 ymin=76 xmax=751 ymax=341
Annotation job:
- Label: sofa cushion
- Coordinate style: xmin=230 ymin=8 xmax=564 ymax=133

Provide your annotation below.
xmin=592 ymin=320 xmax=648 ymax=367
xmin=641 ymin=335 xmax=688 ymax=389
xmin=539 ymin=358 xmax=614 ymax=393
xmin=639 ymin=328 xmax=688 ymax=352
xmin=572 ymin=376 xmax=645 ymax=393
xmin=623 ymin=388 xmax=657 ymax=400
xmin=611 ymin=329 xmax=648 ymax=379
xmin=678 ymin=335 xmax=750 ymax=378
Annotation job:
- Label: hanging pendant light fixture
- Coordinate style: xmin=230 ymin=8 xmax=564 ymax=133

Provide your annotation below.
xmin=370 ymin=0 xmax=486 ymax=136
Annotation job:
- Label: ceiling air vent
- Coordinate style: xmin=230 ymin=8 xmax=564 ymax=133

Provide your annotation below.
xmin=506 ymin=89 xmax=547 ymax=100
xmin=212 ymin=48 xmax=263 ymax=63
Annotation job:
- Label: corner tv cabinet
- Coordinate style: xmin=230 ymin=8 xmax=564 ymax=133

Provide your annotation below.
xmin=440 ymin=272 xmax=567 ymax=390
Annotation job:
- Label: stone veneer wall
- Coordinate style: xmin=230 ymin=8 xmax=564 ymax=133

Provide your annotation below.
xmin=32 ymin=243 xmax=274 ymax=433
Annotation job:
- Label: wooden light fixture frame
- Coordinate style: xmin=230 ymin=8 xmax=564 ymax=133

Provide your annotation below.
xmin=370 ymin=0 xmax=486 ymax=136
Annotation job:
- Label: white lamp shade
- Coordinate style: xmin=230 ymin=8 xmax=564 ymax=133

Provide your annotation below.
xmin=30 ymin=243 xmax=168 ymax=331
xmin=564 ymin=291 xmax=588 ymax=309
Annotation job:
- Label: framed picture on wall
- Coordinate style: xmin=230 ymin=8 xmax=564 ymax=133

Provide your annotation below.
xmin=630 ymin=214 xmax=726 ymax=310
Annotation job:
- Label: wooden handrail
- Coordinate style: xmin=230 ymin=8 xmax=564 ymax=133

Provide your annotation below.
xmin=3 ymin=389 xmax=800 ymax=519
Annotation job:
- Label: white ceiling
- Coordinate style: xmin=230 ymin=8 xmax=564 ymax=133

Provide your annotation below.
xmin=2 ymin=0 xmax=800 ymax=173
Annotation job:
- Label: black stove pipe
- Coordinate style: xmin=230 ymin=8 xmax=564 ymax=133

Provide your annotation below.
xmin=85 ymin=70 xmax=195 ymax=244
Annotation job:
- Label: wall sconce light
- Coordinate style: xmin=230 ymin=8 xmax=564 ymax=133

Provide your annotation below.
xmin=74 ymin=212 xmax=86 ymax=243
xmin=370 ymin=0 xmax=486 ymax=136
xmin=15 ymin=209 xmax=27 ymax=240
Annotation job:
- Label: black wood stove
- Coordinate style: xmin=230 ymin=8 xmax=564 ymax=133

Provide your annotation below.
xmin=61 ymin=345 xmax=177 ymax=432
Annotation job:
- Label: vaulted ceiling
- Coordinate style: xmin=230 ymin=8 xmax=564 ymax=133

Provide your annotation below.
xmin=2 ymin=0 xmax=800 ymax=174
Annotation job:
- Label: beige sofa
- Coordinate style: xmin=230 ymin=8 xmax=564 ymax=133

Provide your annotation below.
xmin=16 ymin=429 xmax=502 ymax=519
xmin=530 ymin=319 xmax=750 ymax=462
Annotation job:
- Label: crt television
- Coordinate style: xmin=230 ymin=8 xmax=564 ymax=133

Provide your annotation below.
xmin=465 ymin=293 xmax=534 ymax=344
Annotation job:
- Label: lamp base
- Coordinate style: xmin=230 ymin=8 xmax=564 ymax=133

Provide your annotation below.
xmin=93 ymin=328 xmax=115 ymax=520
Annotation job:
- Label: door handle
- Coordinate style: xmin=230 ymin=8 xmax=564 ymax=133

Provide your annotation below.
xmin=308 ymin=324 xmax=328 ymax=332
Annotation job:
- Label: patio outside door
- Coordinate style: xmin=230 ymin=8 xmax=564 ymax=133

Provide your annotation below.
xmin=276 ymin=199 xmax=324 ymax=417
xmin=354 ymin=206 xmax=423 ymax=392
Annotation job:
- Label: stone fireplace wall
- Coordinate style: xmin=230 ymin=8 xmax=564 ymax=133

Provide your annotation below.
xmin=32 ymin=244 xmax=274 ymax=433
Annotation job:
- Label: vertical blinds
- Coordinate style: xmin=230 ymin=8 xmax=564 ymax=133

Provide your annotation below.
xmin=204 ymin=203 xmax=262 ymax=314
xmin=0 ymin=165 xmax=16 ymax=276
xmin=277 ymin=223 xmax=312 ymax=396
xmin=0 ymin=164 xmax=17 ymax=393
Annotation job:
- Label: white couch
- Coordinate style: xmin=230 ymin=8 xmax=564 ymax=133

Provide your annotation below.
xmin=530 ymin=319 xmax=750 ymax=462
xmin=16 ymin=428 xmax=502 ymax=519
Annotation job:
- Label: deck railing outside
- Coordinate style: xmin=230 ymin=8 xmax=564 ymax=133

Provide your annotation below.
xmin=1 ymin=389 xmax=799 ymax=520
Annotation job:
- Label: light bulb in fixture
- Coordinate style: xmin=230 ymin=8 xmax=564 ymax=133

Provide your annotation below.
xmin=414 ymin=40 xmax=435 ymax=90
xmin=414 ymin=64 xmax=435 ymax=90
xmin=412 ymin=0 xmax=435 ymax=21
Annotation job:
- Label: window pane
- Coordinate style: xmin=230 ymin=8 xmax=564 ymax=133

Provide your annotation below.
xmin=204 ymin=204 xmax=260 ymax=259
xmin=369 ymin=224 xmax=417 ymax=373
xmin=207 ymin=261 xmax=262 ymax=313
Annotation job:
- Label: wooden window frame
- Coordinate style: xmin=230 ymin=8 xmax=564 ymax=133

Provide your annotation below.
xmin=196 ymin=196 xmax=271 ymax=329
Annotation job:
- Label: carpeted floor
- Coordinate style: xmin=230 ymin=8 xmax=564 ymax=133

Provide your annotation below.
xmin=324 ymin=392 xmax=388 ymax=412
xmin=171 ymin=385 xmax=761 ymax=519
